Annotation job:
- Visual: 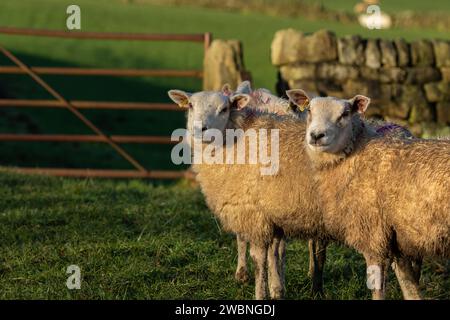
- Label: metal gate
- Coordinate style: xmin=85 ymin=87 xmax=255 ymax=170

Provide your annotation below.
xmin=0 ymin=27 xmax=211 ymax=179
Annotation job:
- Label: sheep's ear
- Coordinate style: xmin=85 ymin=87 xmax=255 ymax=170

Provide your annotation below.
xmin=256 ymin=89 xmax=274 ymax=104
xmin=286 ymin=89 xmax=310 ymax=111
xmin=349 ymin=95 xmax=370 ymax=114
xmin=230 ymin=93 xmax=251 ymax=109
xmin=222 ymin=83 xmax=232 ymax=96
xmin=168 ymin=90 xmax=192 ymax=108
xmin=236 ymin=80 xmax=252 ymax=94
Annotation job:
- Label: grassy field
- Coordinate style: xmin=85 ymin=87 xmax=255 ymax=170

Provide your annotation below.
xmin=304 ymin=0 xmax=450 ymax=13
xmin=0 ymin=170 xmax=448 ymax=299
xmin=0 ymin=2 xmax=448 ymax=300
xmin=0 ymin=0 xmax=449 ymax=171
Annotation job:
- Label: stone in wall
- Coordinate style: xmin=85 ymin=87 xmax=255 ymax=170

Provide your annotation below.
xmin=379 ymin=84 xmax=397 ymax=101
xmin=399 ymin=85 xmax=432 ymax=122
xmin=280 ymin=64 xmax=316 ymax=80
xmin=380 ymin=86 xmax=410 ymax=119
xmin=343 ymin=79 xmax=381 ymax=98
xmin=363 ymin=101 xmax=383 ymax=117
xmin=424 ymin=82 xmax=450 ymax=102
xmin=383 ymin=85 xmax=431 ymax=121
xmin=317 ymin=63 xmax=359 ymax=81
xmin=441 ymin=68 xmax=450 ymax=82
xmin=203 ymin=39 xmax=247 ymax=91
xmin=365 ymin=39 xmax=381 ymax=69
xmin=383 ymin=102 xmax=410 ymax=120
xmin=337 ymin=35 xmax=365 ymax=65
xmin=405 ymin=67 xmax=441 ymax=84
xmin=271 ymin=29 xmax=304 ymax=66
xmin=436 ymin=102 xmax=450 ymax=125
xmin=316 ymin=81 xmax=344 ymax=98
xmin=360 ymin=67 xmax=406 ymax=83
xmin=411 ymin=40 xmax=435 ymax=66
xmin=432 ymin=40 xmax=450 ymax=67
xmin=286 ymin=79 xmax=318 ymax=95
xmin=305 ymin=30 xmax=338 ymax=63
xmin=394 ymin=39 xmax=411 ymax=67
xmin=271 ymin=29 xmax=337 ymax=65
xmin=380 ymin=40 xmax=397 ymax=67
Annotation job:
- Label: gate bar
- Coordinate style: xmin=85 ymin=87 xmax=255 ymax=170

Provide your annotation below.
xmin=0 ymin=99 xmax=183 ymax=111
xmin=0 ymin=66 xmax=203 ymax=78
xmin=13 ymin=168 xmax=188 ymax=179
xmin=0 ymin=134 xmax=178 ymax=144
xmin=0 ymin=46 xmax=147 ymax=172
xmin=0 ymin=27 xmax=205 ymax=42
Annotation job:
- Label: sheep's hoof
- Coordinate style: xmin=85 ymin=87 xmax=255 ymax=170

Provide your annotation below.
xmin=235 ymin=268 xmax=249 ymax=283
xmin=269 ymin=287 xmax=284 ymax=300
xmin=311 ymin=285 xmax=325 ymax=299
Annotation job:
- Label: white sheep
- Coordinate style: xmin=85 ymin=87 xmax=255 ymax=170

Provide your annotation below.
xmin=300 ymin=90 xmax=450 ymax=299
xmin=168 ymin=85 xmax=290 ymax=299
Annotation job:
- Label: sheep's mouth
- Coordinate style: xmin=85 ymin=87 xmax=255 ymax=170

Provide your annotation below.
xmin=308 ymin=143 xmax=331 ymax=151
xmin=309 ymin=140 xmax=330 ymax=147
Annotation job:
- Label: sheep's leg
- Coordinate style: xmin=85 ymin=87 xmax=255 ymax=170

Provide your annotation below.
xmin=250 ymin=242 xmax=268 ymax=300
xmin=411 ymin=258 xmax=422 ymax=284
xmin=267 ymin=232 xmax=284 ymax=299
xmin=308 ymin=239 xmax=327 ymax=297
xmin=392 ymin=255 xmax=422 ymax=300
xmin=235 ymin=235 xmax=249 ymax=283
xmin=308 ymin=239 xmax=314 ymax=277
xmin=277 ymin=237 xmax=286 ymax=295
xmin=364 ymin=255 xmax=386 ymax=300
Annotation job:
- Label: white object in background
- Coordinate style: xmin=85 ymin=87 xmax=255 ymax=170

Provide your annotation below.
xmin=358 ymin=5 xmax=392 ymax=30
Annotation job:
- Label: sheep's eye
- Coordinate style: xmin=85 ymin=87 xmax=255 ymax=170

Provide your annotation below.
xmin=337 ymin=110 xmax=350 ymax=122
xmin=219 ymin=107 xmax=228 ymax=114
xmin=188 ymin=102 xmax=193 ymax=109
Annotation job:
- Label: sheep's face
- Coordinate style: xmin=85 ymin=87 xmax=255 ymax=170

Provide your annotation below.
xmin=167 ymin=88 xmax=250 ymax=140
xmin=188 ymin=91 xmax=232 ymax=136
xmin=306 ymin=97 xmax=353 ymax=153
xmin=305 ymin=95 xmax=370 ymax=154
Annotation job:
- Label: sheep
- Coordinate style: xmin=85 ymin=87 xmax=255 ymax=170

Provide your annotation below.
xmin=187 ymin=107 xmax=325 ymax=300
xmin=169 ymin=85 xmax=422 ymax=298
xmin=300 ymin=90 xmax=450 ymax=299
xmin=168 ymin=85 xmax=297 ymax=299
xmin=226 ymin=81 xmax=301 ymax=289
xmin=232 ymin=80 xmax=301 ymax=116
xmin=169 ymin=82 xmax=298 ymax=288
xmin=286 ymin=89 xmax=420 ymax=291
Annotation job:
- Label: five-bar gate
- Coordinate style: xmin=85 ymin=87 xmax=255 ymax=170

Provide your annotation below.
xmin=0 ymin=27 xmax=211 ymax=179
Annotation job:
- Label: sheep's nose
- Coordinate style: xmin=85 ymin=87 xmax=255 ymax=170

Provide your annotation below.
xmin=310 ymin=132 xmax=325 ymax=144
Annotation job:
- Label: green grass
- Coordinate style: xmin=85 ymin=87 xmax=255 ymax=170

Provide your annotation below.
xmin=0 ymin=170 xmax=448 ymax=299
xmin=304 ymin=0 xmax=450 ymax=13
xmin=0 ymin=0 xmax=449 ymax=171
xmin=0 ymin=1 xmax=448 ymax=300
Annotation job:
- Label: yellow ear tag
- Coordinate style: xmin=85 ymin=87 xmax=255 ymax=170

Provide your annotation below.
xmin=299 ymin=99 xmax=309 ymax=112
xmin=180 ymin=101 xmax=190 ymax=109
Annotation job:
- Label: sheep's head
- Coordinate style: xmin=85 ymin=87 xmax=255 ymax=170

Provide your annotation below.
xmin=237 ymin=80 xmax=296 ymax=116
xmin=293 ymin=90 xmax=370 ymax=154
xmin=167 ymin=85 xmax=250 ymax=139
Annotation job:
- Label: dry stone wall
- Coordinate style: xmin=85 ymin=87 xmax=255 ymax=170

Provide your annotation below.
xmin=272 ymin=29 xmax=450 ymax=136
xmin=203 ymin=39 xmax=251 ymax=92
